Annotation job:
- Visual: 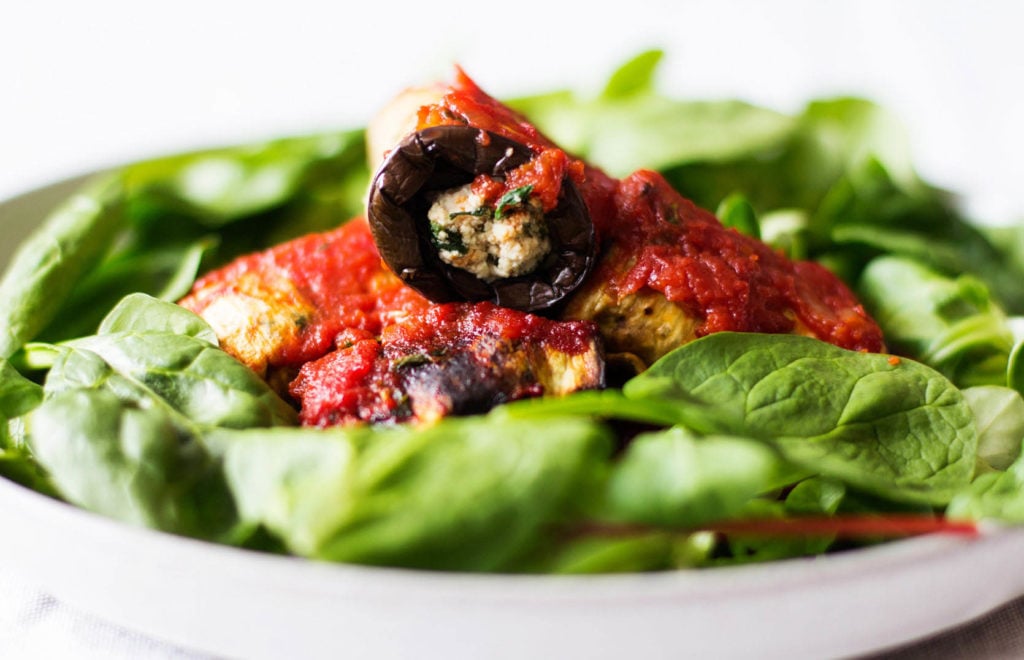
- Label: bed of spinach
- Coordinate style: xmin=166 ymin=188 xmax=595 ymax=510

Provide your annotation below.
xmin=1 ymin=51 xmax=1023 ymax=573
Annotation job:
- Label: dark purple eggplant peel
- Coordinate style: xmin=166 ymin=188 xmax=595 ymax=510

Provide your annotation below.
xmin=366 ymin=125 xmax=596 ymax=312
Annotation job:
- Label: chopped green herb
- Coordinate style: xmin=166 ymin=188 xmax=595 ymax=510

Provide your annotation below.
xmin=429 ymin=222 xmax=467 ymax=254
xmin=448 ymin=208 xmax=490 ymax=219
xmin=494 ymin=185 xmax=535 ymax=220
xmin=393 ymin=354 xmax=432 ymax=370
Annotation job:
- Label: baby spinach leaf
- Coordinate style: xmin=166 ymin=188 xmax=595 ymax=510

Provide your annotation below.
xmin=19 ymin=128 xmax=368 ymax=345
xmin=27 ymin=388 xmax=236 ymax=539
xmin=37 ymin=238 xmax=219 ymax=342
xmin=626 ymin=333 xmax=978 ymax=505
xmin=715 ymin=193 xmax=760 ymax=239
xmin=0 ymin=449 xmax=57 ymax=496
xmin=507 ymin=531 xmax=714 ymax=574
xmin=814 ymin=159 xmax=1024 ymax=313
xmin=0 ymin=359 xmax=43 ymax=470
xmin=604 ymin=427 xmax=787 ymax=528
xmin=962 ymin=386 xmax=1024 ymax=472
xmin=32 ymin=292 xmax=290 ymax=431
xmin=97 ymin=293 xmax=218 ymax=345
xmin=0 ymin=174 xmax=126 ymax=358
xmin=120 ymin=130 xmax=367 ymax=228
xmin=0 ymin=359 xmax=52 ymax=492
xmin=599 ymin=49 xmax=664 ymax=100
xmin=786 ymin=477 xmax=848 ymax=516
xmin=489 ymin=388 xmax=712 ymax=428
xmin=205 ymin=427 xmax=361 ymax=556
xmin=212 ymin=416 xmax=612 ymax=571
xmin=716 ymin=479 xmax=847 ymax=565
xmin=0 ymin=359 xmax=43 ymax=437
xmin=42 ymin=325 xmax=295 ymax=430
xmin=1009 ymin=337 xmax=1024 ymax=396
xmin=508 ymin=54 xmax=794 ymax=178
xmin=858 ymin=256 xmax=1014 ymax=388
xmin=947 ymin=449 xmax=1024 ymax=524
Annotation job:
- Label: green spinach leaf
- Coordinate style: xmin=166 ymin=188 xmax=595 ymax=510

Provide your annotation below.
xmin=0 ymin=359 xmax=43 ymax=445
xmin=947 ymin=447 xmax=1024 ymax=524
xmin=508 ymin=51 xmax=795 ymax=178
xmin=0 ymin=359 xmax=52 ymax=493
xmin=212 ymin=416 xmax=612 ymax=570
xmin=625 ymin=333 xmax=978 ymax=505
xmin=27 ymin=388 xmax=236 ymax=538
xmin=44 ymin=332 xmax=295 ymax=429
xmin=0 ymin=174 xmax=125 ymax=358
xmin=858 ymin=256 xmax=1014 ymax=388
xmin=96 ymin=293 xmax=219 ymax=344
xmin=604 ymin=427 xmax=786 ymax=528
xmin=962 ymin=385 xmax=1024 ymax=472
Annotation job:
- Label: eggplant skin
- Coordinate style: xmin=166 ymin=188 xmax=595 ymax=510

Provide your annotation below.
xmin=399 ymin=332 xmax=605 ymax=425
xmin=290 ymin=302 xmax=605 ymax=427
xmin=180 ymin=219 xmax=606 ymax=427
xmin=366 ymin=126 xmax=596 ymax=313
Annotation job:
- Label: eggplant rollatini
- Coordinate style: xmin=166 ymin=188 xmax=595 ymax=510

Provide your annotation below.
xmin=367 ymin=70 xmax=884 ymax=368
xmin=180 ymin=219 xmax=603 ymax=426
xmin=180 ymin=68 xmax=882 ymax=427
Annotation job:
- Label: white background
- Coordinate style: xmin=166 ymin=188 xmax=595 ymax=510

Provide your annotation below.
xmin=2 ymin=0 xmax=1023 ymax=224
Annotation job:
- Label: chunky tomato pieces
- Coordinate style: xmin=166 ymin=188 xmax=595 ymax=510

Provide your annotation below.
xmin=603 ymin=172 xmax=884 ymax=352
xmin=181 ymin=220 xmax=603 ymax=426
xmin=181 ymin=71 xmax=885 ymax=428
xmin=413 ymin=72 xmax=884 ymax=354
xmin=291 ymin=302 xmax=603 ymax=427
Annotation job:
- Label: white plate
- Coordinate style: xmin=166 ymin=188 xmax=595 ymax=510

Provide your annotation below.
xmin=3 ymin=175 xmax=1024 ymax=660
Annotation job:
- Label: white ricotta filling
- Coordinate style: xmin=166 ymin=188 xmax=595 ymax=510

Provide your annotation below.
xmin=427 ymin=183 xmax=551 ymax=282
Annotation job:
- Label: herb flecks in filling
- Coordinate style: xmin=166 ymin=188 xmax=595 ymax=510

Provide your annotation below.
xmin=427 ymin=183 xmax=551 ymax=282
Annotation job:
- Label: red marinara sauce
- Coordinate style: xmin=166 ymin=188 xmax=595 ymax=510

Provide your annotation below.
xmin=184 ymin=219 xmax=433 ymax=368
xmin=416 ymin=68 xmax=619 ymax=232
xmin=413 ymin=71 xmax=883 ymax=353
xmin=604 ymin=171 xmax=884 ymax=352
xmin=288 ymin=328 xmax=403 ymax=427
xmin=290 ymin=301 xmax=600 ymax=427
xmin=381 ymin=301 xmax=598 ymax=357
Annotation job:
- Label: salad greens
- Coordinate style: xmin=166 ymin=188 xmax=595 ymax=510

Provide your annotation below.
xmin=1 ymin=50 xmax=1023 ymax=573
xmin=628 ymin=333 xmax=977 ymax=506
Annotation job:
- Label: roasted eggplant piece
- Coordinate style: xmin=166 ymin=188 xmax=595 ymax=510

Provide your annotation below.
xmin=561 ymin=171 xmax=885 ymax=365
xmin=179 ymin=69 xmax=884 ymax=430
xmin=366 ymin=72 xmax=885 ymax=367
xmin=290 ymin=301 xmax=604 ymax=427
xmin=179 ymin=219 xmax=432 ymax=382
xmin=179 ymin=219 xmax=605 ymax=425
xmin=366 ymin=126 xmax=596 ymax=313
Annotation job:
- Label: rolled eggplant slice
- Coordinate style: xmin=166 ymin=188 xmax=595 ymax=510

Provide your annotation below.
xmin=366 ymin=125 xmax=596 ymax=313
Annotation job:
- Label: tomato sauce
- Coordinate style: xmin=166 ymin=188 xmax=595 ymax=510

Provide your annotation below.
xmin=470 ymin=148 xmax=579 ymax=214
xmin=417 ymin=69 xmax=619 ymax=235
xmin=381 ymin=301 xmax=598 ymax=357
xmin=186 ymin=219 xmax=433 ymax=368
xmin=188 ymin=71 xmax=885 ymax=428
xmin=290 ymin=301 xmax=600 ymax=427
xmin=604 ymin=171 xmax=884 ymax=351
xmin=415 ymin=74 xmax=883 ymax=353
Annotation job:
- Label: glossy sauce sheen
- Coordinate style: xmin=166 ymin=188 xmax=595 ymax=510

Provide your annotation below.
xmin=607 ymin=172 xmax=883 ymax=350
xmin=418 ymin=70 xmax=617 ymax=228
xmin=184 ymin=219 xmax=432 ymax=367
xmin=183 ymin=72 xmax=884 ymax=427
xmin=182 ymin=218 xmax=603 ymax=426
xmin=418 ymin=72 xmax=883 ymax=353
xmin=291 ymin=302 xmax=600 ymax=426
